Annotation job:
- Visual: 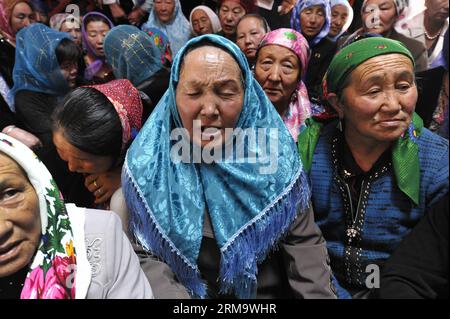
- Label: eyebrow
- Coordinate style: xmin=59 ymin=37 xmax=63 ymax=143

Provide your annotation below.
xmin=184 ymin=79 xmax=241 ymax=88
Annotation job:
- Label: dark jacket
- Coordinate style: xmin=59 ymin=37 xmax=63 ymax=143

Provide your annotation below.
xmin=306 ymin=37 xmax=337 ymax=104
xmin=389 ymin=29 xmax=428 ymax=73
xmin=415 ymin=66 xmax=447 ymax=128
xmin=377 ymin=194 xmax=449 ymax=299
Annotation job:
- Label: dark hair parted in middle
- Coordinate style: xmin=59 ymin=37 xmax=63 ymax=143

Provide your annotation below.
xmin=52 ymin=87 xmax=122 ymax=160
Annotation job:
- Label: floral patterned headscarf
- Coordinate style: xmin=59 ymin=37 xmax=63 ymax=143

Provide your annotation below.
xmin=258 ymin=28 xmax=311 ymax=141
xmin=145 ymin=27 xmax=173 ymax=67
xmin=0 ymin=133 xmax=77 ymax=299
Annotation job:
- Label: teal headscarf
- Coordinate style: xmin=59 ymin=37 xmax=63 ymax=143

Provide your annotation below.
xmin=9 ymin=24 xmax=72 ymax=102
xmin=104 ymin=25 xmax=164 ymax=87
xmin=123 ymin=34 xmax=310 ymax=298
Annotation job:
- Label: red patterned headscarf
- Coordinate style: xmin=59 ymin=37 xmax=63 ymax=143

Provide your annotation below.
xmin=84 ymin=79 xmax=143 ymax=154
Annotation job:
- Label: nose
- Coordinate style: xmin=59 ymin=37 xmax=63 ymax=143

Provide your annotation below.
xmin=225 ymin=11 xmax=233 ymax=21
xmin=200 ymin=94 xmax=219 ymax=118
xmin=67 ymin=160 xmax=80 ymax=172
xmin=23 ymin=17 xmax=32 ymax=27
xmin=268 ymin=64 xmax=281 ymax=82
xmin=70 ymin=65 xmax=78 ymax=76
xmin=244 ymin=33 xmax=252 ymax=44
xmin=381 ymin=91 xmax=401 ymax=114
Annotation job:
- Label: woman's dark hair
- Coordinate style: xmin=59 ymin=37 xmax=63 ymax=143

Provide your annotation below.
xmin=52 ymin=87 xmax=122 ymax=160
xmin=83 ymin=14 xmax=111 ymax=28
xmin=237 ymin=14 xmax=270 ymax=33
xmin=55 ymin=38 xmax=82 ymax=65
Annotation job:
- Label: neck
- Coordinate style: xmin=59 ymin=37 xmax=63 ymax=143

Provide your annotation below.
xmin=274 ymin=101 xmax=289 ymax=118
xmin=344 ymin=129 xmax=391 ymax=173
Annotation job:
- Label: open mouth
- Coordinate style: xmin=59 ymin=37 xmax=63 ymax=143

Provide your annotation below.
xmin=201 ymin=126 xmax=222 ymax=141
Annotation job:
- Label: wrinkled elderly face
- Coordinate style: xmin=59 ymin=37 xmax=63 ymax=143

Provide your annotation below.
xmin=154 ymin=0 xmax=176 ymax=24
xmin=362 ymin=0 xmax=397 ymax=36
xmin=191 ymin=9 xmax=213 ymax=35
xmin=86 ymin=20 xmax=110 ymax=57
xmin=0 ymin=152 xmax=40 ymax=278
xmin=236 ymin=16 xmax=267 ymax=62
xmin=254 ymin=45 xmax=300 ymax=116
xmin=61 ymin=20 xmax=82 ymax=46
xmin=10 ymin=2 xmax=35 ymax=35
xmin=329 ymin=4 xmax=349 ymax=37
xmin=53 ymin=130 xmax=114 ymax=174
xmin=176 ymin=46 xmax=244 ymax=148
xmin=332 ymin=54 xmax=417 ymax=143
xmin=300 ymin=5 xmax=326 ymax=39
xmin=219 ymin=1 xmax=246 ymax=37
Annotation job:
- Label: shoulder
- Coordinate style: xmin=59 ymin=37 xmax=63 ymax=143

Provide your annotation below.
xmin=391 ymin=31 xmax=426 ymax=52
xmin=418 ymin=129 xmax=449 ymax=157
xmin=84 ymin=209 xmax=124 ymax=237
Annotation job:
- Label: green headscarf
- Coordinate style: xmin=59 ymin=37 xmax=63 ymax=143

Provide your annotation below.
xmin=323 ymin=37 xmax=414 ymax=96
xmin=299 ymin=37 xmax=422 ymax=205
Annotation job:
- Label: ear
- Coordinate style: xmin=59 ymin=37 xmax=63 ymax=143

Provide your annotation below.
xmin=326 ymin=93 xmax=345 ymax=120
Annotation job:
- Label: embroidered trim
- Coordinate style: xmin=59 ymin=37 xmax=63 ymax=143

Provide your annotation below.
xmin=85 ymin=238 xmax=102 ymax=277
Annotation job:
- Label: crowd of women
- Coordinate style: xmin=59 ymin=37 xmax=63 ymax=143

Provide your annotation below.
xmin=0 ymin=0 xmax=448 ymax=299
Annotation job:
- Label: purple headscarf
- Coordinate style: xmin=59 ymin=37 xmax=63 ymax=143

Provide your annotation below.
xmin=81 ymin=11 xmax=114 ymax=81
xmin=258 ymin=28 xmax=311 ymax=142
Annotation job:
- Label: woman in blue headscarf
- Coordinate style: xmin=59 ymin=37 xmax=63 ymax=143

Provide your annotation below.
xmin=328 ymin=0 xmax=354 ymax=42
xmin=104 ymin=25 xmax=171 ymax=122
xmin=121 ymin=34 xmax=336 ymax=299
xmin=10 ymin=23 xmax=93 ymax=208
xmin=291 ymin=0 xmax=337 ymax=114
xmin=141 ymin=0 xmax=191 ymax=56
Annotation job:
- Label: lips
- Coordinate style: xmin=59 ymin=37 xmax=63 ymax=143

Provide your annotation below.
xmin=304 ymin=27 xmax=319 ymax=33
xmin=201 ymin=126 xmax=222 ymax=140
xmin=0 ymin=241 xmax=21 ymax=263
xmin=245 ymin=48 xmax=256 ymax=55
xmin=264 ymin=87 xmax=282 ymax=95
xmin=223 ymin=24 xmax=234 ymax=31
xmin=377 ymin=118 xmax=405 ymax=128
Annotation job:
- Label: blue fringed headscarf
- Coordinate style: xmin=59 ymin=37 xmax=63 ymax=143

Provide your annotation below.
xmin=122 ymin=34 xmax=311 ymax=298
xmin=9 ymin=24 xmax=72 ymax=104
xmin=291 ymin=0 xmax=331 ymax=47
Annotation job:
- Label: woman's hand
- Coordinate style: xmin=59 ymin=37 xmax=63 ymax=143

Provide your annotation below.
xmin=128 ymin=7 xmax=146 ymax=26
xmin=2 ymin=126 xmax=42 ymax=150
xmin=108 ymin=3 xmax=127 ymax=21
xmin=279 ymin=0 xmax=297 ymax=15
xmin=85 ymin=166 xmax=122 ymax=205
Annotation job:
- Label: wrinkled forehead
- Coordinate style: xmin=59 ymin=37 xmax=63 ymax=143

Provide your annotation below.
xmin=349 ymin=53 xmax=414 ymax=82
xmin=0 ymin=151 xmax=28 ymax=181
xmin=180 ymin=45 xmax=243 ymax=78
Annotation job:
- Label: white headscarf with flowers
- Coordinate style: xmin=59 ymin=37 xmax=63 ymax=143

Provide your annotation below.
xmin=0 ymin=133 xmax=91 ymax=299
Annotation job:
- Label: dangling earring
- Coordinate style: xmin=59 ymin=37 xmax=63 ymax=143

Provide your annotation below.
xmin=338 ymin=119 xmax=343 ymax=132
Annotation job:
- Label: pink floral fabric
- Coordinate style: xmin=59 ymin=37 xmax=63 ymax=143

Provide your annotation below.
xmin=0 ymin=134 xmax=78 ymax=299
xmin=259 ymin=28 xmax=311 ymax=142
